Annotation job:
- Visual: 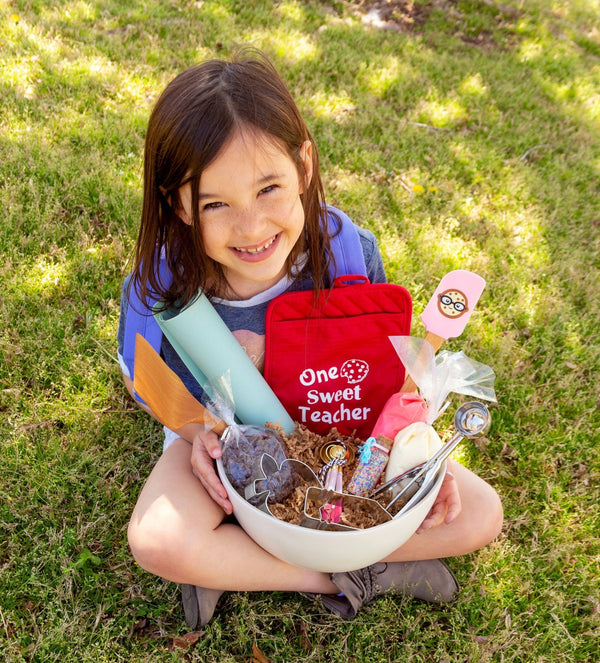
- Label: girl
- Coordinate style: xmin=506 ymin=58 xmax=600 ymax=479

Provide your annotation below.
xmin=118 ymin=51 xmax=503 ymax=626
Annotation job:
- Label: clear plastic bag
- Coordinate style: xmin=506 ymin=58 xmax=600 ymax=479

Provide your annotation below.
xmin=221 ymin=425 xmax=294 ymax=503
xmin=207 ymin=372 xmax=295 ymax=503
xmin=388 ymin=336 xmax=497 ymax=425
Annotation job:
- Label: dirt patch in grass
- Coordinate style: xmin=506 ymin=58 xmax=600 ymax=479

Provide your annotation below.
xmin=347 ymin=0 xmax=433 ymax=33
xmin=346 ymin=0 xmax=519 ymax=49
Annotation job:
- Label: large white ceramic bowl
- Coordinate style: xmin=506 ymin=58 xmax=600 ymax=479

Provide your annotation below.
xmin=217 ymin=459 xmax=445 ymax=573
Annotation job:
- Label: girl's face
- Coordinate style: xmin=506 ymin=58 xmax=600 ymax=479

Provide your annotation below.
xmin=177 ymin=128 xmax=313 ymax=300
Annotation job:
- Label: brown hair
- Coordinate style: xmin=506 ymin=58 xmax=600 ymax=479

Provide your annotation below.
xmin=130 ymin=50 xmax=336 ymax=311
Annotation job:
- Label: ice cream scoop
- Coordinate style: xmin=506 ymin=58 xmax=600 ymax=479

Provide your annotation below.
xmin=371 ymin=401 xmax=491 ymax=516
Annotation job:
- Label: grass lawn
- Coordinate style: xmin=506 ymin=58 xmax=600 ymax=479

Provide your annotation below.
xmin=1 ymin=0 xmax=599 ymax=661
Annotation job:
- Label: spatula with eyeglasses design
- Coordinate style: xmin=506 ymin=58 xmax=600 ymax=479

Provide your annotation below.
xmin=401 ymin=270 xmax=486 ymax=392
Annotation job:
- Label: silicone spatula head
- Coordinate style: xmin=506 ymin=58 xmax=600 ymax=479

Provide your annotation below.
xmin=421 ymin=270 xmax=486 ymax=340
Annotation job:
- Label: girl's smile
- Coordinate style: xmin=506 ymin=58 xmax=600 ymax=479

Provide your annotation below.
xmin=177 ymin=128 xmax=313 ymax=300
xmin=232 ymin=232 xmax=280 ymax=258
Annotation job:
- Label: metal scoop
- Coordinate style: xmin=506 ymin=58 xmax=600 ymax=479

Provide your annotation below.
xmin=370 ymin=401 xmax=492 ymax=517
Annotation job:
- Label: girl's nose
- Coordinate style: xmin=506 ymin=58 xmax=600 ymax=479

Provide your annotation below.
xmin=234 ymin=204 xmax=266 ymax=238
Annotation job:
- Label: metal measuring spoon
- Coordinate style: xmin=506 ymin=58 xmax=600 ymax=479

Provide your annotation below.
xmin=370 ymin=401 xmax=491 ymax=517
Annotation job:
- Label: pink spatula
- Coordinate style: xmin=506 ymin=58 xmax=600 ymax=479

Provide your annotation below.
xmin=369 ymin=270 xmax=486 ymax=438
xmin=401 ymin=269 xmax=486 ymax=392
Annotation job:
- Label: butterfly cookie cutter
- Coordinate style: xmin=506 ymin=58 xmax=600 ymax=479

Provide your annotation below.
xmin=244 ymin=454 xmax=393 ymax=531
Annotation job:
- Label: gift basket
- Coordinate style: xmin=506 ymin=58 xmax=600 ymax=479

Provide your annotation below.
xmin=133 ymin=271 xmax=497 ymax=573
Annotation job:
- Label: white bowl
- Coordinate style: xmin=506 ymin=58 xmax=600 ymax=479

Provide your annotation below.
xmin=217 ymin=459 xmax=445 ymax=573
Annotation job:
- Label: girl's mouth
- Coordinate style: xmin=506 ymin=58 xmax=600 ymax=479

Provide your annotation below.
xmin=233 ymin=234 xmax=279 ymax=255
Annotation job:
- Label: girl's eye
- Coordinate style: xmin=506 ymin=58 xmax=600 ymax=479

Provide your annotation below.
xmin=259 ymin=184 xmax=278 ymax=195
xmin=203 ymin=201 xmax=225 ymax=211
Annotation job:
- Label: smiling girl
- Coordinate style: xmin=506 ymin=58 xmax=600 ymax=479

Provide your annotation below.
xmin=118 ymin=51 xmax=503 ymax=627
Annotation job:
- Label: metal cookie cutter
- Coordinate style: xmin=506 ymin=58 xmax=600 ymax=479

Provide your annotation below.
xmin=302 ymin=487 xmax=393 ymax=531
xmin=244 ymin=454 xmax=323 ymax=515
xmin=243 ymin=454 xmax=393 ymax=532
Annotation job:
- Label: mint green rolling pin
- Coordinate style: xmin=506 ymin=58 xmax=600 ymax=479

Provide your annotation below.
xmin=154 ymin=293 xmax=295 ymax=434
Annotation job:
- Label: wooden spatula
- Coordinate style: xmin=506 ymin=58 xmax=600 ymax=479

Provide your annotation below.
xmin=133 ymin=333 xmax=226 ymax=435
xmin=401 ymin=270 xmax=486 ymax=392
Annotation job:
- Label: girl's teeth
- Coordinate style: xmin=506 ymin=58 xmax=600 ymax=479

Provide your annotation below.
xmin=236 ymin=236 xmax=276 ymax=253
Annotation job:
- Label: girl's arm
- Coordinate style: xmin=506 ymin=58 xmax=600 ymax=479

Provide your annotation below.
xmin=122 ymin=373 xmax=233 ymax=514
xmin=123 ymin=373 xmax=154 ymax=417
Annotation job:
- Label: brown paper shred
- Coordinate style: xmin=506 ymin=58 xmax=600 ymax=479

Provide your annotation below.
xmin=263 ymin=424 xmax=384 ymax=529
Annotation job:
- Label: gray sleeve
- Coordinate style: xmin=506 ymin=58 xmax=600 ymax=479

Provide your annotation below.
xmin=356 ymin=226 xmax=387 ymax=284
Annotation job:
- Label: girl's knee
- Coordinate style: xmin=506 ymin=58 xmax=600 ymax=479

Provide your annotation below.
xmin=449 ymin=474 xmax=503 ymax=554
xmin=127 ymin=514 xmax=170 ymax=575
xmin=472 ymin=483 xmax=504 ymax=549
xmin=127 ymin=501 xmax=220 ymax=580
xmin=127 ymin=503 xmax=191 ymax=577
xmin=487 ymin=486 xmax=504 ymax=540
xmin=454 ymin=463 xmax=504 ymax=550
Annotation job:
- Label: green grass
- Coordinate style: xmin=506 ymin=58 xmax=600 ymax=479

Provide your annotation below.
xmin=1 ymin=0 xmax=599 ymax=661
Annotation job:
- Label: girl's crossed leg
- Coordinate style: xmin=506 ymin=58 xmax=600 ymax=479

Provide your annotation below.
xmin=128 ymin=438 xmax=503 ymax=592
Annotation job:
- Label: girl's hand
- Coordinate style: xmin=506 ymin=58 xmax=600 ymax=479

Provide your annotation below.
xmin=416 ymin=468 xmax=462 ymax=533
xmin=190 ymin=428 xmax=233 ymax=515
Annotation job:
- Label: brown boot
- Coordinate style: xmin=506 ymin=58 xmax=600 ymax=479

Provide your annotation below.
xmin=308 ymin=559 xmax=459 ymax=619
xmin=181 ymin=584 xmax=225 ymax=628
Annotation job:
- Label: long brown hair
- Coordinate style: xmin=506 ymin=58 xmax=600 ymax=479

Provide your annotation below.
xmin=130 ymin=50 xmax=336 ymax=311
